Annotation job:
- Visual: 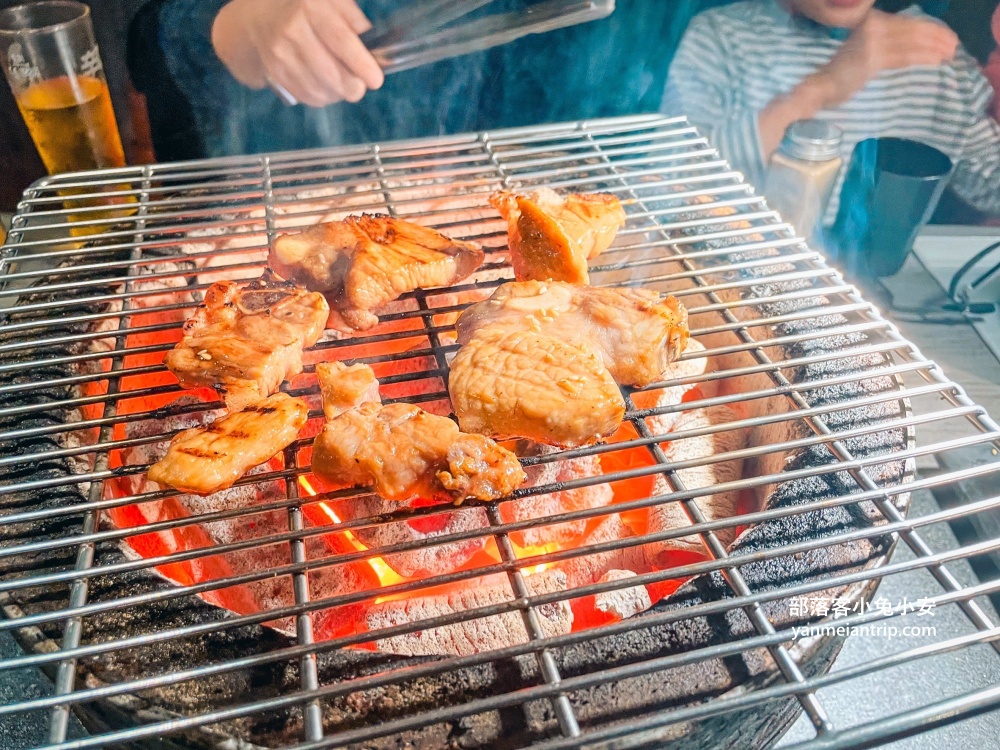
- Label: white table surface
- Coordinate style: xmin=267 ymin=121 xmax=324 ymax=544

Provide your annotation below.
xmin=910 ymin=225 xmax=1000 ymax=364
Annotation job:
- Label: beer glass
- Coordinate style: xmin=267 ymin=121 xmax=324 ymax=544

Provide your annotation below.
xmin=0 ymin=1 xmax=125 ymax=174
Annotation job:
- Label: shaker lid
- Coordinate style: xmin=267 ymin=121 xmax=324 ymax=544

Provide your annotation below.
xmin=779 ymin=120 xmax=843 ymax=161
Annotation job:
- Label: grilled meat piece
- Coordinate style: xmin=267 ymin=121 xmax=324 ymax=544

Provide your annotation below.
xmin=315 ymin=361 xmax=381 ymax=419
xmin=165 ymin=275 xmax=328 ymax=411
xmin=148 ymin=393 xmax=309 ymax=495
xmin=490 ymin=188 xmax=626 ymax=284
xmin=450 ymin=281 xmax=689 ymax=447
xmin=449 ymin=328 xmax=625 ymax=447
xmin=312 ymin=364 xmax=525 ymax=503
xmin=456 ymin=281 xmax=688 ymax=387
xmin=313 ymin=402 xmax=526 ymax=503
xmin=270 ymin=214 xmax=484 ymax=331
xmin=631 ymin=338 xmax=710 ymax=436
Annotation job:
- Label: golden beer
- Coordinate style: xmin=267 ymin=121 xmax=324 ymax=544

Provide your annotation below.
xmin=16 ymin=75 xmax=134 ymax=235
xmin=16 ymin=74 xmax=125 ymax=174
xmin=2 ymin=2 xmax=134 ymax=237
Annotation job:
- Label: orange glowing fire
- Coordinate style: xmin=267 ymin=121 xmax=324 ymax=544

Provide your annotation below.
xmin=298 ymin=476 xmax=562 ymax=585
xmin=298 ymin=476 xmax=404 ymax=588
xmin=518 ymin=543 xmax=559 ymax=575
xmin=96 ymin=281 xmax=701 ymax=648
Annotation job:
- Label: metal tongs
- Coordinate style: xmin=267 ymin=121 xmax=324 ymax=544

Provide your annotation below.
xmin=362 ymin=0 xmax=615 ymax=75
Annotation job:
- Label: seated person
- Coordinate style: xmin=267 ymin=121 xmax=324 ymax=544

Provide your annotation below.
xmin=663 ymin=0 xmax=1000 ymax=224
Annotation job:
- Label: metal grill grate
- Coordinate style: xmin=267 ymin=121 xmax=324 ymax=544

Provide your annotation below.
xmin=0 ymin=114 xmax=998 ymax=750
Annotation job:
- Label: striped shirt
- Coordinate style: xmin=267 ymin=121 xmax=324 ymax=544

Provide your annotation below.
xmin=662 ymin=0 xmax=1000 ymax=224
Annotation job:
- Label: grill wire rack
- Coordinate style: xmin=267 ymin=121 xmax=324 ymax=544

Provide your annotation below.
xmin=0 ymin=113 xmax=998 ymax=749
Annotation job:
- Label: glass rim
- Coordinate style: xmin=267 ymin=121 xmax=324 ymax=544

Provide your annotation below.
xmin=0 ymin=1 xmax=90 ymax=38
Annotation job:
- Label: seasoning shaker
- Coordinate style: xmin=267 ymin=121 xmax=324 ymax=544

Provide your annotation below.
xmin=764 ymin=120 xmax=843 ymax=242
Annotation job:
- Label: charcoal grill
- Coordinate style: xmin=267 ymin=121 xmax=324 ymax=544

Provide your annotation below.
xmin=1 ymin=114 xmax=999 ymax=750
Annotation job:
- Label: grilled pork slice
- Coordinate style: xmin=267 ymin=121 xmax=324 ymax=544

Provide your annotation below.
xmin=490 ymin=188 xmax=626 ymax=284
xmin=148 ymin=393 xmax=309 ymax=495
xmin=315 ymin=361 xmax=381 ymax=419
xmin=456 ymin=281 xmax=688 ymax=387
xmin=313 ymin=402 xmax=526 ymax=503
xmin=165 ymin=275 xmax=328 ymax=412
xmin=449 ymin=281 xmax=689 ymax=447
xmin=270 ymin=214 xmax=484 ymax=331
xmin=449 ymin=328 xmax=625 ymax=447
xmin=312 ymin=362 xmax=525 ymax=502
xmin=631 ymin=338 xmax=711 ymax=436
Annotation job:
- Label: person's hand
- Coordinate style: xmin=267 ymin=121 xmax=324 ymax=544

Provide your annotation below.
xmin=813 ymin=10 xmax=958 ymax=107
xmin=211 ymin=0 xmax=385 ymax=107
xmin=759 ymin=11 xmax=957 ymax=159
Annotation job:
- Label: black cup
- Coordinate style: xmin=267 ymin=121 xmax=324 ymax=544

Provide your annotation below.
xmin=830 ymin=137 xmax=953 ymax=278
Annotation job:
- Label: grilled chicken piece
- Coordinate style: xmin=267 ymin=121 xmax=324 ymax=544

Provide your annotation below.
xmin=165 ymin=275 xmax=328 ymax=412
xmin=312 ymin=364 xmax=525 ymax=503
xmin=148 ymin=393 xmax=309 ymax=495
xmin=313 ymin=402 xmax=526 ymax=503
xmin=270 ymin=214 xmax=484 ymax=331
xmin=490 ymin=189 xmax=626 ymax=284
xmin=450 ymin=281 xmax=688 ymax=447
xmin=315 ymin=361 xmax=381 ymax=419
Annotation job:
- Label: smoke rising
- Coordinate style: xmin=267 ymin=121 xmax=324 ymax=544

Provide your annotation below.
xmin=144 ymin=0 xmax=722 ymax=159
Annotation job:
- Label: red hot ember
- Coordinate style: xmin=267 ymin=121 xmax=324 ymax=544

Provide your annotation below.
xmin=101 ymin=242 xmax=756 ymax=656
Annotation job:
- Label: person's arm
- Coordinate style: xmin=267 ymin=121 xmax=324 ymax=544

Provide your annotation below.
xmin=210 ymin=0 xmax=384 ymax=107
xmin=757 ymin=10 xmax=960 ymax=160
xmin=756 ymin=79 xmax=834 ymax=159
xmin=664 ymin=10 xmax=953 ymax=185
xmin=945 ymin=50 xmax=1000 ymax=216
